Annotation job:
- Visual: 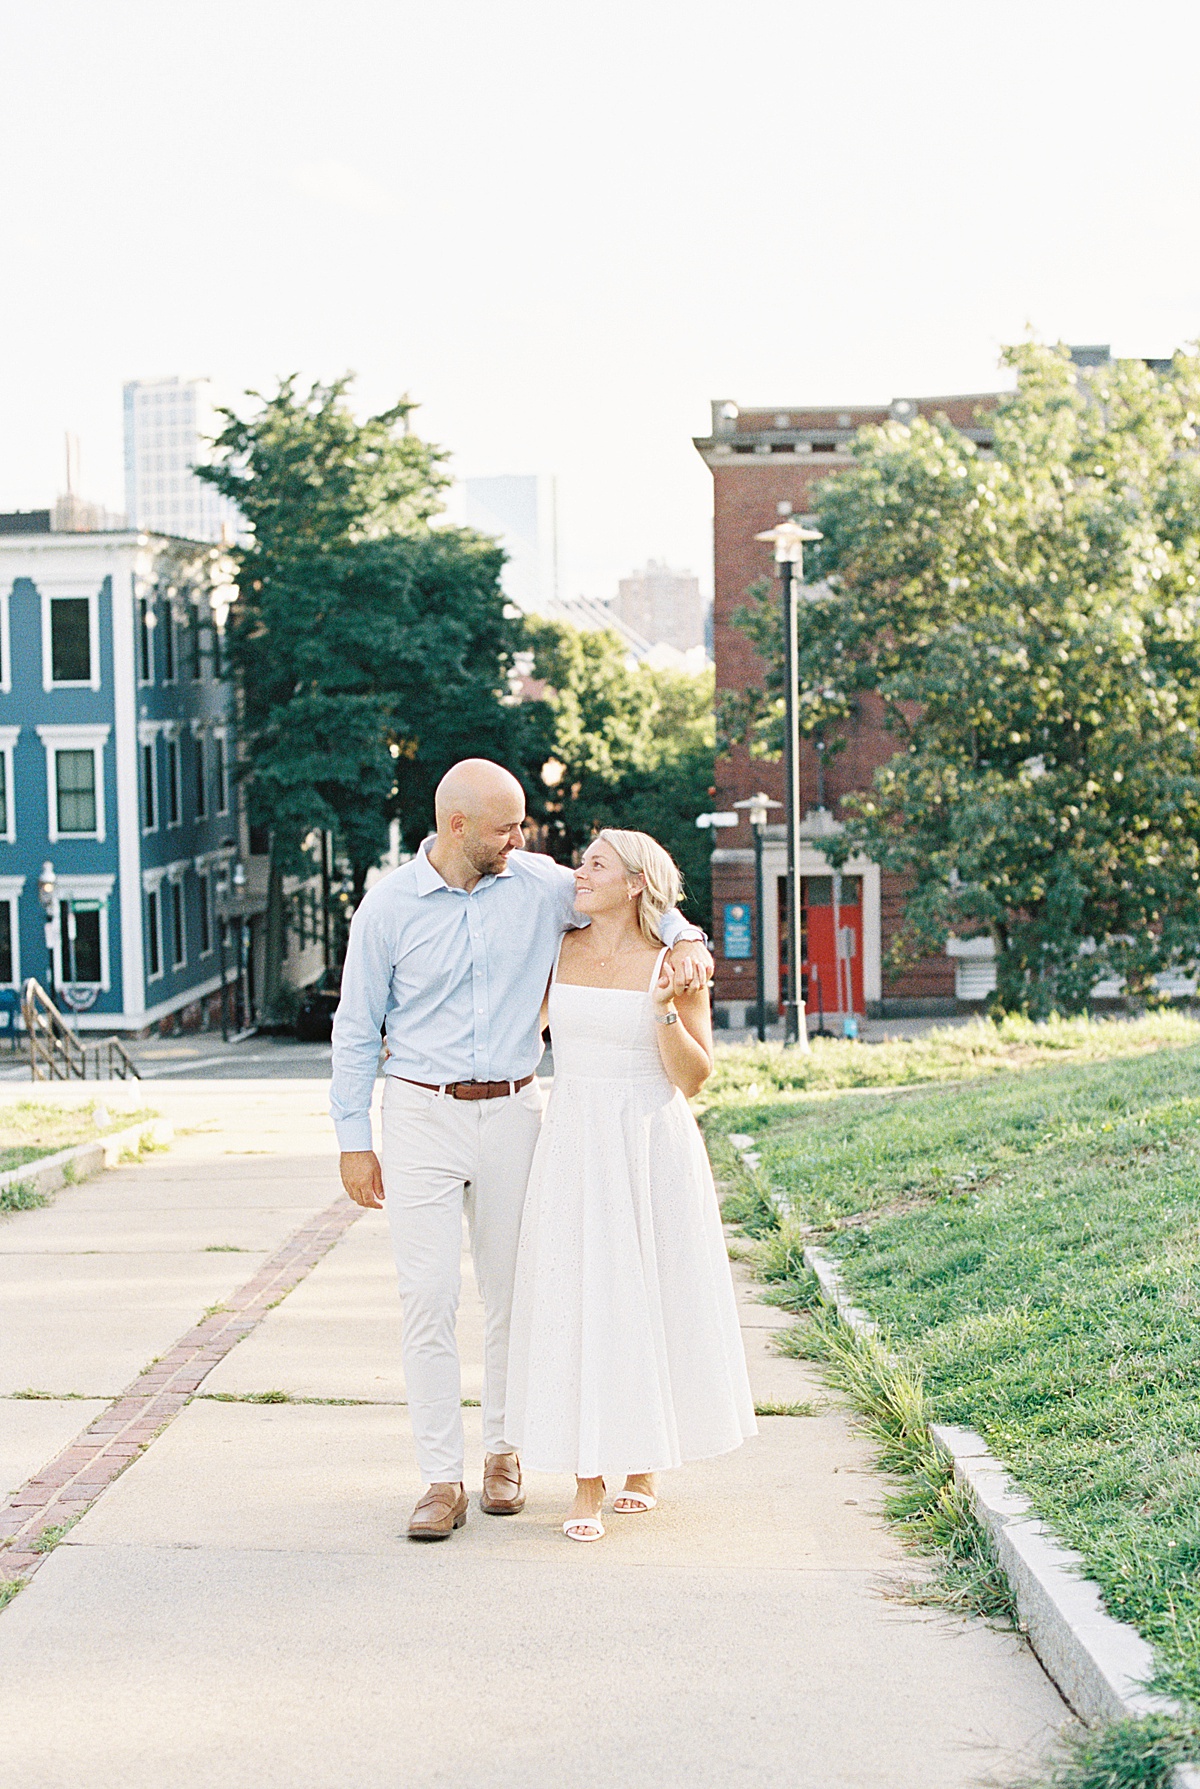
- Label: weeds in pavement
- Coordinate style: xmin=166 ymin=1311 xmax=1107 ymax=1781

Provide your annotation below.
xmin=753 ymin=1400 xmax=818 ymax=1417
xmin=0 ymin=1579 xmax=25 ymax=1610
xmin=0 ymin=1181 xmax=46 ymax=1214
xmin=775 ymin=1307 xmax=1017 ymax=1622
xmin=10 ymin=1389 xmax=86 ymax=1400
xmin=1026 ymin=1714 xmax=1199 ymax=1789
xmin=204 ymin=1244 xmax=248 ymax=1252
xmin=31 ymin=1517 xmax=79 ymax=1554
xmin=200 ymin=1303 xmax=227 ymax=1320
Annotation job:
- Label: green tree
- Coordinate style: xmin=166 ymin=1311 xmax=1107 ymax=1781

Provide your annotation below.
xmin=519 ymin=620 xmax=715 ymax=930
xmin=727 ymin=341 xmax=1200 ymax=1014
xmin=197 ymin=376 xmax=520 ymax=1015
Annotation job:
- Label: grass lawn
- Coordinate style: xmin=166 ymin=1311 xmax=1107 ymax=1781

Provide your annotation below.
xmin=0 ymin=1100 xmax=157 ymax=1176
xmin=706 ymin=1017 xmax=1200 ymax=1715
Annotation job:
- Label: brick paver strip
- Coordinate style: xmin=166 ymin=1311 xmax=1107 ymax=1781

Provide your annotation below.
xmin=0 ymin=1195 xmax=360 ymax=1589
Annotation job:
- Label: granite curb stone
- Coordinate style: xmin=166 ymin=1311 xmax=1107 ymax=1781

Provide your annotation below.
xmin=0 ymin=1116 xmax=173 ymax=1204
xmin=802 ymin=1244 xmax=1192 ymax=1748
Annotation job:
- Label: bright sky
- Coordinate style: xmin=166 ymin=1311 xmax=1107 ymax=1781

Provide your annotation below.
xmin=3 ymin=1 xmax=1199 ymax=602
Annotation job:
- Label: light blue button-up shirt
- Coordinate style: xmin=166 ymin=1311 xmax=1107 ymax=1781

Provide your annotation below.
xmin=329 ymin=843 xmax=699 ymax=1151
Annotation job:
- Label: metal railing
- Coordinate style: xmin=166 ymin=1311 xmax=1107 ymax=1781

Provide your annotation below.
xmin=22 ymin=980 xmax=140 ymax=1081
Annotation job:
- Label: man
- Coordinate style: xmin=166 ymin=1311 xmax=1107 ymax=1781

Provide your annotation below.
xmin=331 ymin=759 xmax=711 ymax=1540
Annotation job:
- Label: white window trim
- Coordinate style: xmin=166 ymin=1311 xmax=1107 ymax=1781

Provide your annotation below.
xmin=167 ymin=862 xmax=187 ymax=968
xmin=212 ymin=726 xmax=230 ymax=815
xmin=191 ymin=723 xmax=208 ymax=820
xmin=196 ymin=867 xmax=213 ymax=957
xmin=50 ymin=873 xmax=114 ymax=993
xmin=162 ymin=601 xmax=178 ymax=684
xmin=136 ymin=589 xmax=156 ymax=688
xmin=163 ymin=726 xmax=183 ymax=828
xmin=0 ymin=725 xmax=20 ymax=844
xmin=41 ymin=586 xmax=101 ymax=692
xmin=37 ymin=724 xmax=110 ymax=844
xmin=0 ymin=875 xmax=25 ymax=988
xmin=0 ymin=586 xmax=10 ymax=694
xmin=137 ymin=723 xmax=161 ymax=835
xmin=142 ymin=869 xmax=165 ymax=983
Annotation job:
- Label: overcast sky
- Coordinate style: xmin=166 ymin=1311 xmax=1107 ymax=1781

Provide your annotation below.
xmin=3 ymin=0 xmax=1199 ymax=600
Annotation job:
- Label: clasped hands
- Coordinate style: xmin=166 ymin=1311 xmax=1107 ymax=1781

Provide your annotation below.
xmin=654 ymin=938 xmax=713 ymax=1011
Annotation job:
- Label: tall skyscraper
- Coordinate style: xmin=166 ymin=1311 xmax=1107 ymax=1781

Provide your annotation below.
xmin=463 ymin=474 xmax=557 ymax=613
xmin=123 ymin=377 xmax=242 ymax=544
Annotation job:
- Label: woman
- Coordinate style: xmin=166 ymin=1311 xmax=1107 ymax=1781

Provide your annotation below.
xmin=504 ymin=828 xmax=756 ymax=1540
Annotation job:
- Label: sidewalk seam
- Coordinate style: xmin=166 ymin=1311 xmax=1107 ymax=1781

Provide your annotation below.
xmin=802 ymin=1244 xmax=1191 ymax=1751
xmin=0 ymin=1195 xmax=360 ymax=1592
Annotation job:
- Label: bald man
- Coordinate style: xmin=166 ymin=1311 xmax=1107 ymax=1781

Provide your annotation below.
xmin=330 ymin=759 xmax=712 ymax=1540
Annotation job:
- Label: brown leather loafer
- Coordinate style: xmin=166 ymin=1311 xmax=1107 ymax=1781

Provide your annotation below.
xmin=481 ymin=1452 xmax=525 ymax=1515
xmin=407 ymin=1482 xmax=468 ymax=1541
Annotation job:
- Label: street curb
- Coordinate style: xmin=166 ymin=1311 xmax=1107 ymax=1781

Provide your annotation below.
xmin=801 ymin=1243 xmax=1188 ymax=1739
xmin=0 ymin=1116 xmax=173 ymax=1205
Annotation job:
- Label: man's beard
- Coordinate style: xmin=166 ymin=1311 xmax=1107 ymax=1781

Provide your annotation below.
xmin=466 ymin=843 xmax=513 ymax=878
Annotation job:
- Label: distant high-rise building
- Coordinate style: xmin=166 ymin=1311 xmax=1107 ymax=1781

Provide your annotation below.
xmin=463 ymin=474 xmax=557 ymax=613
xmin=123 ymin=378 xmax=242 ymax=544
xmin=613 ymin=561 xmax=706 ymax=654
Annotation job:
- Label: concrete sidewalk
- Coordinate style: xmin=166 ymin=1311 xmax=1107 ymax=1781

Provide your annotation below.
xmin=0 ymin=1081 xmax=1069 ymax=1788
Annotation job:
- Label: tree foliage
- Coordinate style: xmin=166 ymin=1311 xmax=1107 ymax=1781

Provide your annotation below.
xmin=520 ymin=620 xmax=715 ymax=929
xmin=728 ymin=341 xmax=1200 ymax=1014
xmin=197 ymin=375 xmax=520 ymax=1012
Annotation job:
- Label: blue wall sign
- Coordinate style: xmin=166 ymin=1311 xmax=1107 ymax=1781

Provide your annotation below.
xmin=723 ymin=902 xmax=753 ymax=959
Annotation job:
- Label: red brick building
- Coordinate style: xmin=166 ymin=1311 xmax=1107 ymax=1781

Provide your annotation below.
xmin=694 ymin=391 xmax=1001 ymax=1027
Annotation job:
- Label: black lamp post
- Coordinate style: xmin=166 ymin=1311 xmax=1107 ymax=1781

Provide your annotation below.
xmin=734 ymin=792 xmax=781 ymax=1043
xmin=755 ymin=520 xmax=821 ymax=1048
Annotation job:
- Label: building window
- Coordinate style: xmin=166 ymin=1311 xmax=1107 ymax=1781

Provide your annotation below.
xmin=194 ymin=732 xmax=207 ymax=819
xmin=138 ymin=598 xmax=154 ymax=683
xmin=0 ymin=754 xmax=7 ymax=840
xmin=141 ymin=742 xmax=157 ymax=831
xmin=197 ymin=870 xmax=212 ymax=955
xmin=170 ymin=880 xmax=186 ymax=968
xmin=166 ymin=737 xmax=181 ymax=826
xmin=214 ymin=733 xmax=229 ymax=814
xmin=56 ymin=750 xmax=97 ymax=835
xmin=50 ymin=597 xmax=92 ymax=683
xmin=163 ymin=605 xmax=177 ymax=682
xmin=60 ymin=901 xmax=102 ymax=985
xmin=38 ymin=726 xmax=108 ymax=843
xmin=146 ymin=888 xmax=162 ymax=979
xmin=0 ymin=902 xmax=12 ymax=984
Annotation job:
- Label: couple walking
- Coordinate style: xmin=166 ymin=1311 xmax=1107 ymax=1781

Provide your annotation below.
xmin=331 ymin=759 xmax=755 ymax=1542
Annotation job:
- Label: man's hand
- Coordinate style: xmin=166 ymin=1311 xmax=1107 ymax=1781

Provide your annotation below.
xmin=341 ymin=1150 xmax=385 ymax=1209
xmin=665 ymin=937 xmax=714 ymax=996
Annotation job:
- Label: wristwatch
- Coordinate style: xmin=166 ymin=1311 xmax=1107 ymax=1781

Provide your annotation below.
xmin=656 ymin=1011 xmax=679 ymax=1026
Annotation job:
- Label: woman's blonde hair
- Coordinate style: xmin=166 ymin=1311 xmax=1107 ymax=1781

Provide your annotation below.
xmin=595 ymin=828 xmax=684 ymax=945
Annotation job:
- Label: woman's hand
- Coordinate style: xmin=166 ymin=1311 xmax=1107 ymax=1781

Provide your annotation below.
xmin=652 ymin=962 xmax=676 ymax=1014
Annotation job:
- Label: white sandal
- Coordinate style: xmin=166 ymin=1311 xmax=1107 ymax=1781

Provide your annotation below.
xmin=612 ymin=1491 xmax=657 ymax=1514
xmin=563 ymin=1515 xmax=606 ymax=1542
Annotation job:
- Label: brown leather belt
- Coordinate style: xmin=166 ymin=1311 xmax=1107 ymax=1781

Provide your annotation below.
xmin=398 ymin=1074 xmax=535 ymax=1101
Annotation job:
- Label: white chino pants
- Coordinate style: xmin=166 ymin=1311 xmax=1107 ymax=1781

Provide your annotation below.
xmin=379 ymin=1075 xmax=544 ymax=1483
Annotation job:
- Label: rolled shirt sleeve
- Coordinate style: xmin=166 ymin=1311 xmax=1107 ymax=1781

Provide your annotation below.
xmin=330 ymin=897 xmax=393 ymax=1152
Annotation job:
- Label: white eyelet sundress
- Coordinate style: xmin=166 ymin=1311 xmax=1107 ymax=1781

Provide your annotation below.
xmin=504 ymin=946 xmax=757 ymax=1479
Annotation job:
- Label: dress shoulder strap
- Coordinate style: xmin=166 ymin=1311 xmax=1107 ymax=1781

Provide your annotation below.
xmin=647 ymin=945 xmax=670 ymax=993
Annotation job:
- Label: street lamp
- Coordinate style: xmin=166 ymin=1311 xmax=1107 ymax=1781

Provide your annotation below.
xmin=37 ymin=861 xmax=57 ymax=998
xmin=734 ymin=793 xmax=781 ymax=1043
xmin=755 ymin=519 xmax=822 ymax=1048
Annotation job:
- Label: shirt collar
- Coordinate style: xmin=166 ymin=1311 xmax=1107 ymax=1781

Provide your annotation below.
xmin=413 ymin=839 xmax=517 ymax=896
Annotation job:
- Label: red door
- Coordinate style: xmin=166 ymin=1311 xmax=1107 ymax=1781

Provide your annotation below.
xmin=780 ymin=875 xmax=864 ymax=1020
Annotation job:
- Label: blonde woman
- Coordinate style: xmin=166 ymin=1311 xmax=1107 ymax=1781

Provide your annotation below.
xmin=504 ymin=829 xmax=756 ymax=1541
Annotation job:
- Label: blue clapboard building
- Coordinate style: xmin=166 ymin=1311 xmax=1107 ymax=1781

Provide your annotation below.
xmin=0 ymin=515 xmax=240 ymax=1031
